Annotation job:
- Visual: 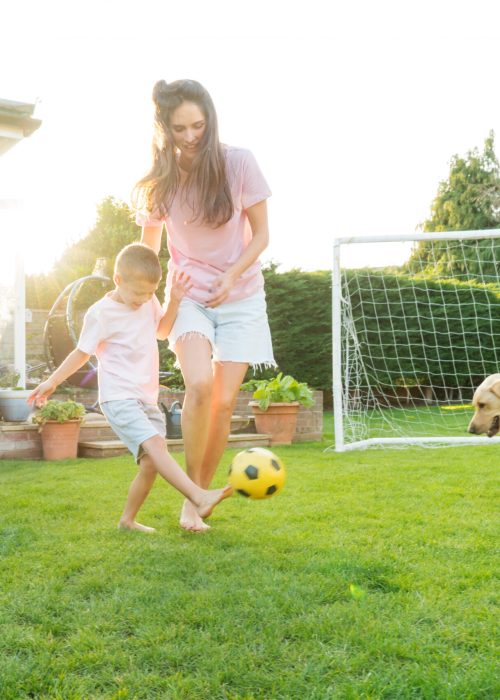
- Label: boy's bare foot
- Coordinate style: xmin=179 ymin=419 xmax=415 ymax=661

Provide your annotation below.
xmin=195 ymin=485 xmax=233 ymax=520
xmin=180 ymin=500 xmax=211 ymax=532
xmin=118 ymin=520 xmax=156 ymax=533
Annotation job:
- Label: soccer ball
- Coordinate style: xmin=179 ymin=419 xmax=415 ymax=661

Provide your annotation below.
xmin=228 ymin=448 xmax=285 ymax=499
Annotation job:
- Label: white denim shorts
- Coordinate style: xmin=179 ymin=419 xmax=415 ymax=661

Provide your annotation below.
xmin=100 ymin=399 xmax=166 ymax=463
xmin=168 ymin=288 xmax=276 ymax=370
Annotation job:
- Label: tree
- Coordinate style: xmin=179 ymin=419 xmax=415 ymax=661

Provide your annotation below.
xmin=408 ymin=132 xmax=500 ymax=277
xmin=26 ymin=197 xmax=169 ymax=309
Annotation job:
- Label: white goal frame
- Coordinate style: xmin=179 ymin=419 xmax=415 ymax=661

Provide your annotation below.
xmin=332 ymin=229 xmax=500 ymax=452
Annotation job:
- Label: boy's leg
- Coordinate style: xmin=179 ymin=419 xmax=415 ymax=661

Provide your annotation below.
xmin=118 ymin=454 xmax=158 ymax=533
xmin=141 ymin=434 xmax=232 ymax=529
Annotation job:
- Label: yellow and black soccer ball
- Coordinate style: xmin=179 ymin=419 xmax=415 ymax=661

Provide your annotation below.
xmin=228 ymin=448 xmax=285 ymax=499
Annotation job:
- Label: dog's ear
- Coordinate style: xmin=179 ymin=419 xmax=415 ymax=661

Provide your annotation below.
xmin=490 ymin=380 xmax=500 ymax=398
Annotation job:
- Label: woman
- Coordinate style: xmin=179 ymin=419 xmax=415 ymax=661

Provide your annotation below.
xmin=134 ymin=79 xmax=275 ymax=531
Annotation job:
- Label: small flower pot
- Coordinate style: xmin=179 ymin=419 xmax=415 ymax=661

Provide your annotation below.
xmin=0 ymin=389 xmax=33 ymax=422
xmin=40 ymin=420 xmax=82 ymax=460
xmin=249 ymin=401 xmax=300 ymax=445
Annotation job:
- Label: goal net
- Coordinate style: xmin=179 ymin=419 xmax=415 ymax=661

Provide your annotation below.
xmin=332 ymin=230 xmax=500 ymax=451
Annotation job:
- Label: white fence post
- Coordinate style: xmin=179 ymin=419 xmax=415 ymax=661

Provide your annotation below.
xmin=332 ymin=240 xmax=344 ymax=452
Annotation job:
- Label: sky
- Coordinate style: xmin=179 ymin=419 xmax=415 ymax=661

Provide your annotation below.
xmin=1 ymin=0 xmax=500 ymax=276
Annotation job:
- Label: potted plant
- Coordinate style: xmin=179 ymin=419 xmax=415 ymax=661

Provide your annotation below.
xmin=32 ymin=399 xmax=86 ymax=460
xmin=243 ymin=373 xmax=314 ymax=445
xmin=0 ymin=369 xmax=33 ymax=422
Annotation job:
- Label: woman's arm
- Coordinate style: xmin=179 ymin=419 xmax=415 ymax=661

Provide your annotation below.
xmin=205 ymin=199 xmax=269 ymax=308
xmin=141 ymin=224 xmax=164 ymax=255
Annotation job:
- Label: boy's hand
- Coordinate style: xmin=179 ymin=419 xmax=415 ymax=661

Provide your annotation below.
xmin=157 ymin=272 xmax=194 ymax=340
xmin=170 ymin=271 xmax=193 ymax=303
xmin=28 ymin=380 xmax=57 ymax=407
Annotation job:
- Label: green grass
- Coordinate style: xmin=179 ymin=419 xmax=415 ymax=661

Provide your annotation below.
xmin=347 ymin=404 xmax=477 ymax=442
xmin=0 ymin=416 xmax=498 ymax=699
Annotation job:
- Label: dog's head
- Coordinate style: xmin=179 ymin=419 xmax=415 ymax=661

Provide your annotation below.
xmin=468 ymin=374 xmax=500 ymax=437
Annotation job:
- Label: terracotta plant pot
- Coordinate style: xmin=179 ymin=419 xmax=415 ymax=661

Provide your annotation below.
xmin=249 ymin=401 xmax=300 ymax=445
xmin=40 ymin=420 xmax=82 ymax=460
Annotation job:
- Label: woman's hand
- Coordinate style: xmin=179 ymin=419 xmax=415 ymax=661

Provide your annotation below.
xmin=205 ymin=271 xmax=237 ymax=308
xmin=204 ymin=200 xmax=268 ymax=308
xmin=170 ymin=270 xmax=193 ymax=303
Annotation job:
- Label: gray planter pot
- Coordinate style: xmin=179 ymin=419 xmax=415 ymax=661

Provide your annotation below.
xmin=0 ymin=389 xmax=33 ymax=422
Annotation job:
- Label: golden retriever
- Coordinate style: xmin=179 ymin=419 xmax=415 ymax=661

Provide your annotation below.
xmin=468 ymin=373 xmax=500 ymax=437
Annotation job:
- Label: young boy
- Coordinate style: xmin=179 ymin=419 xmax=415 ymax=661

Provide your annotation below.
xmin=28 ymin=243 xmax=231 ymax=532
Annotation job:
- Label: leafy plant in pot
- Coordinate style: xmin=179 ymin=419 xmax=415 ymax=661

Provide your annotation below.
xmin=243 ymin=373 xmax=314 ymax=445
xmin=32 ymin=400 xmax=86 ymax=460
xmin=0 ymin=369 xmax=33 ymax=422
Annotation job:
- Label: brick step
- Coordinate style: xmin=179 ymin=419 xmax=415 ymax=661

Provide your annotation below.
xmin=78 ymin=432 xmax=272 ymax=458
xmin=78 ymin=440 xmax=129 ymax=458
xmin=80 ymin=412 xmax=254 ymax=438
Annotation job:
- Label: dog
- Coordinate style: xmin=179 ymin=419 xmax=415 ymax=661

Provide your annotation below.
xmin=468 ymin=373 xmax=500 ymax=437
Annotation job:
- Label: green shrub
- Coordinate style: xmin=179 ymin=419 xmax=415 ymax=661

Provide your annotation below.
xmin=263 ymin=266 xmax=332 ymax=394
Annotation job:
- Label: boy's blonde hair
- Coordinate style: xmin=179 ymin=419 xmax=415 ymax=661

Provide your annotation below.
xmin=115 ymin=243 xmax=162 ymax=283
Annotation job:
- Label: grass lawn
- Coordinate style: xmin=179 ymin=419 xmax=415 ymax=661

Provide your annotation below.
xmin=0 ymin=414 xmax=498 ymax=699
xmin=345 ymin=404 xmax=479 ymax=443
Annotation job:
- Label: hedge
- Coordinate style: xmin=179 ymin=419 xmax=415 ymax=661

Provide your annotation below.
xmin=259 ymin=267 xmax=500 ymax=398
xmin=346 ymin=270 xmax=500 ymax=390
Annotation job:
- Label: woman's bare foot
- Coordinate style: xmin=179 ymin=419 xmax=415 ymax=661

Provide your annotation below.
xmin=118 ymin=520 xmax=156 ymax=533
xmin=180 ymin=499 xmax=211 ymax=532
xmin=195 ymin=485 xmax=232 ymax=520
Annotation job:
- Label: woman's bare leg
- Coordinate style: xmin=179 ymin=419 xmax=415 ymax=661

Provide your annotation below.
xmin=199 ymin=361 xmax=249 ymax=489
xmin=174 ymin=335 xmax=215 ymax=531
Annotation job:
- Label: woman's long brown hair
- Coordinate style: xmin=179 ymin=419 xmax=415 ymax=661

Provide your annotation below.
xmin=133 ymin=79 xmax=234 ymax=227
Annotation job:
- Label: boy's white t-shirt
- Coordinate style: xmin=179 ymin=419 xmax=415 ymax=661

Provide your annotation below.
xmin=77 ymin=293 xmax=164 ymax=404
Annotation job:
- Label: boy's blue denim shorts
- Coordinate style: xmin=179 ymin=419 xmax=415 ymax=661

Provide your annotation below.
xmin=100 ymin=399 xmax=166 ymax=464
xmin=168 ymin=288 xmax=276 ymax=371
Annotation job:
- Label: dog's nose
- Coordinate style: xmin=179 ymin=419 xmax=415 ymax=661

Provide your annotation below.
xmin=468 ymin=424 xmax=477 ymax=434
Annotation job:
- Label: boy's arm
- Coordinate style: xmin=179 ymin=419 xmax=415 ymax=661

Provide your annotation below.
xmin=28 ymin=349 xmax=91 ymax=406
xmin=156 ymin=271 xmax=193 ymax=340
xmin=157 ymin=298 xmax=181 ymax=341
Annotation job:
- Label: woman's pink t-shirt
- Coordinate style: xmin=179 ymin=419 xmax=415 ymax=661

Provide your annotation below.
xmin=136 ymin=147 xmax=271 ymax=305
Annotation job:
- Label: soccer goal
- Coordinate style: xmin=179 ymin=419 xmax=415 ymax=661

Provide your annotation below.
xmin=332 ymin=229 xmax=500 ymax=451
